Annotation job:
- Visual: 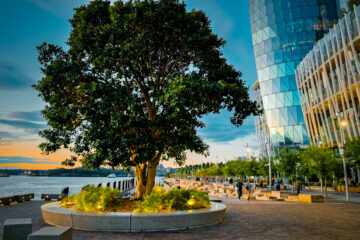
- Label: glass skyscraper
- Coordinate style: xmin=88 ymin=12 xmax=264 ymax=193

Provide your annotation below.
xmin=249 ymin=0 xmax=339 ymax=149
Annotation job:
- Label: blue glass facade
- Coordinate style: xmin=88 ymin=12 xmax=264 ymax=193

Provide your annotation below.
xmin=249 ymin=0 xmax=339 ymax=147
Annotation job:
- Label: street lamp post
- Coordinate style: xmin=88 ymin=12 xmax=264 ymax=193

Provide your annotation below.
xmin=266 ymin=138 xmax=272 ymax=190
xmin=336 ymin=112 xmax=350 ymax=201
xmin=246 ymin=143 xmax=251 ymax=160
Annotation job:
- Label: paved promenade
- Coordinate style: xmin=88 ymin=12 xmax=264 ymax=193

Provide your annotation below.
xmin=1 ymin=198 xmax=360 ymax=240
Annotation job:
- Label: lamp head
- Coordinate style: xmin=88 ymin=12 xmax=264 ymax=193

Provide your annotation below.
xmin=340 ymin=120 xmax=347 ymax=127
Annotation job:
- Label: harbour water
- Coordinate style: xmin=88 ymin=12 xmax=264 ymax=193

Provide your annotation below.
xmin=0 ymin=175 xmax=163 ymax=199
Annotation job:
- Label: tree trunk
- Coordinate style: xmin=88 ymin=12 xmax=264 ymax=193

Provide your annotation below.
xmin=320 ymin=178 xmax=323 ymax=194
xmin=292 ymin=178 xmax=295 ymax=194
xmin=308 ymin=177 xmax=311 ymax=193
xmin=133 ymin=153 xmax=161 ymax=199
xmin=324 ymin=178 xmax=328 ymax=198
xmin=145 ymin=161 xmax=158 ymax=195
xmin=134 ymin=163 xmax=147 ymax=199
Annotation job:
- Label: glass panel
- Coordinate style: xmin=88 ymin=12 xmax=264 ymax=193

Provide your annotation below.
xmin=275 ymin=92 xmax=284 ymax=108
xmin=276 ymin=127 xmax=285 ymax=145
xmin=284 ymin=91 xmax=293 ymax=106
xmin=272 ymin=108 xmax=280 ymax=127
xmin=265 ymin=80 xmax=273 ymax=95
xmin=269 ymin=65 xmax=278 ymax=79
xmin=293 ymin=91 xmax=301 ymax=105
xmin=280 ymin=77 xmax=289 ymax=91
xmin=272 ymin=78 xmax=281 ymax=93
xmin=288 ymin=106 xmax=298 ymax=125
xmin=279 ymin=107 xmax=288 ymax=126
xmin=268 ymin=94 xmax=276 ymax=109
xmin=277 ymin=63 xmax=286 ymax=77
xmin=285 ymin=126 xmax=294 ymax=144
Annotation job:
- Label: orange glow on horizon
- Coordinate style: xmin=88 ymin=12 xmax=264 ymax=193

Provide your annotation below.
xmin=0 ymin=141 xmax=74 ymax=170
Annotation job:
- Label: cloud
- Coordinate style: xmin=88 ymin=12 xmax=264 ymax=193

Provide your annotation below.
xmin=0 ymin=119 xmax=47 ymax=133
xmin=0 ymin=63 xmax=33 ymax=89
xmin=0 ymin=131 xmax=15 ymax=140
xmin=8 ymin=110 xmax=44 ymax=122
xmin=0 ymin=156 xmax=57 ymax=164
xmin=198 ymin=110 xmax=255 ymax=142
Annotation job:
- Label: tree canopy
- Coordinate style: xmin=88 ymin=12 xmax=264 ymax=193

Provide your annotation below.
xmin=275 ymin=147 xmax=300 ymax=181
xmin=344 ymin=137 xmax=360 ymax=169
xmin=34 ymin=0 xmax=259 ymax=197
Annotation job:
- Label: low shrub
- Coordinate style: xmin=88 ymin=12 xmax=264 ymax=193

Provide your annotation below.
xmin=61 ymin=186 xmax=210 ymax=213
xmin=134 ymin=187 xmax=211 ymax=213
xmin=61 ymin=185 xmax=120 ymax=212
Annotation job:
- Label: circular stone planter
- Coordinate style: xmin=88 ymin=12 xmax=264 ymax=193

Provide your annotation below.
xmin=41 ymin=201 xmax=226 ymax=232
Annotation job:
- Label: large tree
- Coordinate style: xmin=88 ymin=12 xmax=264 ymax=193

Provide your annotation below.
xmin=34 ymin=0 xmax=259 ymax=198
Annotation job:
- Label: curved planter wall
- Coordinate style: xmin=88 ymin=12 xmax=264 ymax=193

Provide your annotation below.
xmin=41 ymin=202 xmax=226 ymax=232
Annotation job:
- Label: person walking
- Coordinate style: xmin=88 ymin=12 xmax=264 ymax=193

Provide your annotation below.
xmin=275 ymin=178 xmax=281 ymax=191
xmin=246 ymin=180 xmax=252 ymax=201
xmin=235 ymin=179 xmax=243 ymax=200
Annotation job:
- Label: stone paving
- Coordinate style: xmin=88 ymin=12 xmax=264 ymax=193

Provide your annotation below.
xmin=1 ymin=199 xmax=360 ymax=240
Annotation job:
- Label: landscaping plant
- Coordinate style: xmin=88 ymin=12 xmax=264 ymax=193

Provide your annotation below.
xmin=134 ymin=187 xmax=211 ymax=213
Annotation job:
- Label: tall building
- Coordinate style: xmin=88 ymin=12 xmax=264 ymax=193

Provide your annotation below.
xmin=295 ymin=5 xmax=360 ymax=147
xmin=249 ymin=0 xmax=339 ymax=151
xmin=252 ymin=80 xmax=270 ymax=157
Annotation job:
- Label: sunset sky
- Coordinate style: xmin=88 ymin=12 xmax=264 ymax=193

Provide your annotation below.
xmin=0 ymin=0 xmax=259 ymax=169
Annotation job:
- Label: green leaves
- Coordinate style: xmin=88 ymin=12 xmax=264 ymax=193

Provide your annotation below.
xmin=275 ymin=147 xmax=300 ymax=180
xmin=344 ymin=137 xmax=360 ymax=169
xmin=298 ymin=144 xmax=337 ymax=180
xmin=34 ymin=0 xmax=259 ymax=171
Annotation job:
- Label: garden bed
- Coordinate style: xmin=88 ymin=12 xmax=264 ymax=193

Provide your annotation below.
xmin=41 ymin=201 xmax=226 ymax=232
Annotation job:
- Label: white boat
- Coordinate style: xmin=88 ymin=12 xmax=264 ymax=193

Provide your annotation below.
xmin=107 ymin=174 xmax=117 ymax=178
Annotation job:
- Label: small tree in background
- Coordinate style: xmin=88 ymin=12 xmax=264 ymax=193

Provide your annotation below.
xmin=275 ymin=147 xmax=300 ymax=192
xmin=34 ymin=0 xmax=259 ymax=198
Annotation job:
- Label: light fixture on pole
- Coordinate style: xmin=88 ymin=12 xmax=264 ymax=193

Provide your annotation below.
xmin=336 ymin=111 xmax=350 ymax=201
xmin=266 ymin=138 xmax=272 ymax=189
xmin=246 ymin=143 xmax=251 ymax=160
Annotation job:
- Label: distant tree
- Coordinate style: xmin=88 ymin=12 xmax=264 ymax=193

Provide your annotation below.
xmin=258 ymin=157 xmax=269 ymax=178
xmin=245 ymin=160 xmax=260 ymax=178
xmin=34 ymin=0 xmax=259 ymax=198
xmin=224 ymin=160 xmax=247 ymax=178
xmin=275 ymin=147 xmax=300 ymax=192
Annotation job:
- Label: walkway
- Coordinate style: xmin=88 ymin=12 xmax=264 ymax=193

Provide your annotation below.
xmin=1 ymin=198 xmax=360 ymax=239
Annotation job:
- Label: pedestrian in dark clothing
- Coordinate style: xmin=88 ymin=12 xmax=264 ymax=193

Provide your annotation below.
xmin=235 ymin=179 xmax=243 ymax=200
xmin=246 ymin=180 xmax=252 ymax=200
xmin=275 ymin=178 xmax=281 ymax=191
xmin=229 ymin=178 xmax=233 ymax=184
